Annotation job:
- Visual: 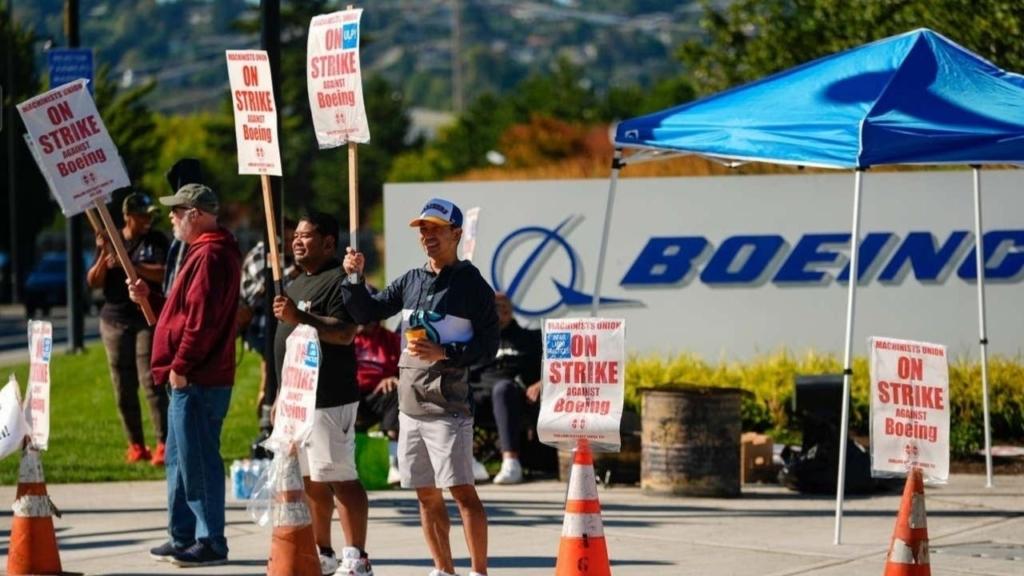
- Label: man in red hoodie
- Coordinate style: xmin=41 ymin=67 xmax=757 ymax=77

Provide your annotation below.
xmin=127 ymin=183 xmax=241 ymax=568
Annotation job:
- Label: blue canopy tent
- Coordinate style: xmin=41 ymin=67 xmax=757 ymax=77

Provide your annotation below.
xmin=600 ymin=28 xmax=1024 ymax=543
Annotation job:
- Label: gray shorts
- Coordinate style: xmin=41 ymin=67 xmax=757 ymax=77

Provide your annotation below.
xmin=398 ymin=412 xmax=475 ymax=489
xmin=299 ymin=402 xmax=359 ymax=482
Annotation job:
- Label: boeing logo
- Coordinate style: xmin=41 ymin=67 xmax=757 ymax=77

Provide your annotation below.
xmin=491 ymin=217 xmax=1024 ymax=318
xmin=490 ymin=217 xmax=633 ymax=317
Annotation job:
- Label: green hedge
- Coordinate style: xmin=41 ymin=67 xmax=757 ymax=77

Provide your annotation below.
xmin=624 ymin=351 xmax=1024 ymax=457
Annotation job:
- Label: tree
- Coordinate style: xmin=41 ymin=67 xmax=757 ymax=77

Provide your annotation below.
xmin=2 ymin=7 xmax=51 ymax=299
xmin=679 ymin=0 xmax=1024 ymax=97
xmin=92 ymin=66 xmax=161 ymax=196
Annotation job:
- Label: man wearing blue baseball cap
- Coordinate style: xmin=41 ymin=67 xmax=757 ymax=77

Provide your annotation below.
xmin=343 ymin=197 xmax=498 ymax=576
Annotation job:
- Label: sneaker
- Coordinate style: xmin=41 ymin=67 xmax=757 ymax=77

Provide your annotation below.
xmin=169 ymin=541 xmax=227 ymax=567
xmin=149 ymin=540 xmax=187 ymax=562
xmin=126 ymin=443 xmax=152 ymax=463
xmin=472 ymin=458 xmax=489 ymax=482
xmin=493 ymin=458 xmax=523 ymax=485
xmin=387 ymin=462 xmax=402 ymax=486
xmin=319 ymin=549 xmax=339 ymax=575
xmin=428 ymin=570 xmax=459 ymax=576
xmin=338 ymin=546 xmax=373 ymax=576
xmin=151 ymin=442 xmax=166 ymax=466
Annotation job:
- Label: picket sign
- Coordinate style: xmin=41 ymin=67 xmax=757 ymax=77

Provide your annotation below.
xmin=24 ymin=321 xmax=54 ymax=450
xmin=538 ymin=318 xmax=625 ymax=453
xmin=225 ymin=50 xmax=285 ymax=294
xmin=17 ymin=79 xmax=155 ymax=324
xmin=869 ymin=336 xmax=951 ymax=483
xmin=0 ymin=376 xmax=30 ymax=461
xmin=22 ymin=132 xmax=107 ymax=240
xmin=265 ymin=325 xmax=321 ymax=452
xmin=307 ymin=7 xmax=370 ymax=257
xmin=461 ymin=207 xmax=481 ymax=261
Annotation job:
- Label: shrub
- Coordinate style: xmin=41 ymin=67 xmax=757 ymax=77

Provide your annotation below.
xmin=624 ymin=350 xmax=1024 ymax=457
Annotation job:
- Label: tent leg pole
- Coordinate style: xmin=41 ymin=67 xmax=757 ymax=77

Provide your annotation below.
xmin=592 ymin=149 xmax=622 ymax=317
xmin=971 ymin=165 xmax=993 ymax=488
xmin=834 ymin=169 xmax=863 ymax=546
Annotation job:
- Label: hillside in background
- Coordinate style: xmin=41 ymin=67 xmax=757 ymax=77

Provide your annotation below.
xmin=14 ymin=0 xmax=717 ymax=114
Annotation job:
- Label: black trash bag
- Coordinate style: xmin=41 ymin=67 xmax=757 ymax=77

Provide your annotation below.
xmin=778 ymin=437 xmax=875 ymax=494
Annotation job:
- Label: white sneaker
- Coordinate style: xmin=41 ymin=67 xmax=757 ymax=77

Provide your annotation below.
xmin=319 ymin=550 xmax=339 ymax=576
xmin=469 ymin=572 xmax=488 ymax=576
xmin=428 ymin=570 xmax=459 ymax=576
xmin=493 ymin=458 xmax=523 ymax=485
xmin=472 ymin=458 xmax=490 ymax=482
xmin=337 ymin=546 xmax=373 ymax=576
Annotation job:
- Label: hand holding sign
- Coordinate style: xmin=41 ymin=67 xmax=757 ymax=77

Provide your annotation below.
xmin=308 ymin=8 xmax=370 ymax=264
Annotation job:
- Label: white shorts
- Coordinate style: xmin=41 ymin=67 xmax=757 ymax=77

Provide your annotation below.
xmin=298 ymin=402 xmax=359 ymax=482
xmin=398 ymin=412 xmax=475 ymax=489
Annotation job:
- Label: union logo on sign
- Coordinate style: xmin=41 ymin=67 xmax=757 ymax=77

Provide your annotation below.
xmin=342 ymin=23 xmax=359 ymax=49
xmin=303 ymin=341 xmax=319 ymax=368
xmin=546 ymin=332 xmax=571 ymax=359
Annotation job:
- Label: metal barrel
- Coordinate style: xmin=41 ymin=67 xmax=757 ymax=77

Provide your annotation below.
xmin=640 ymin=386 xmax=744 ymax=497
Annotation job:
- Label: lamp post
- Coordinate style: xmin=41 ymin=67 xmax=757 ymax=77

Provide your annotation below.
xmin=64 ymin=0 xmax=85 ymax=352
xmin=5 ymin=0 xmax=20 ymax=304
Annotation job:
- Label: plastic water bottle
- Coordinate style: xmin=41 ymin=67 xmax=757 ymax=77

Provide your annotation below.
xmin=230 ymin=459 xmax=250 ymax=500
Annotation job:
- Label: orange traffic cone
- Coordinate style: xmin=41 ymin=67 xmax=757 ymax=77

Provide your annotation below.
xmin=7 ymin=447 xmax=63 ymax=575
xmin=555 ymin=439 xmax=611 ymax=576
xmin=883 ymin=468 xmax=931 ymax=576
xmin=266 ymin=449 xmax=320 ymax=576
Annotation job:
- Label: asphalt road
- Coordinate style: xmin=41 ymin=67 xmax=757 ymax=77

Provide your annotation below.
xmin=0 ymin=304 xmax=100 ymax=365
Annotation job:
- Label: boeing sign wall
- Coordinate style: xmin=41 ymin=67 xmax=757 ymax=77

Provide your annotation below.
xmin=384 ymin=171 xmax=1024 ymax=360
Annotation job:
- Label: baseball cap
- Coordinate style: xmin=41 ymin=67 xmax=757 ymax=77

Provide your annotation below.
xmin=409 ymin=198 xmax=463 ymax=228
xmin=122 ymin=192 xmax=159 ymax=216
xmin=159 ymin=183 xmax=220 ymax=215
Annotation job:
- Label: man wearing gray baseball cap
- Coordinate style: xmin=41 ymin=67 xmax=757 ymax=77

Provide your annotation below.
xmin=129 ymin=183 xmax=241 ymax=567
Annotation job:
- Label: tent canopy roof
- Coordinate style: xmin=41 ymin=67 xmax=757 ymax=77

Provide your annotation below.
xmin=615 ymin=29 xmax=1024 ymax=169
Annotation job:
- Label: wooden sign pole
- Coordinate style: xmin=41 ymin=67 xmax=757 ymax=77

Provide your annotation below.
xmin=91 ymin=199 xmax=157 ymax=325
xmin=346 ymin=3 xmax=360 ymax=273
xmin=260 ymin=174 xmax=284 ymax=295
xmin=348 ymin=142 xmax=359 ymax=251
xmin=83 ymin=208 xmax=104 ymax=234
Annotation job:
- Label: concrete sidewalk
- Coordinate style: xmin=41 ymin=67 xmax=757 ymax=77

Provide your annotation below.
xmin=1 ymin=474 xmax=1021 ymax=576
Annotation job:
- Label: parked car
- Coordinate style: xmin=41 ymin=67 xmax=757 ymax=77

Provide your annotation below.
xmin=23 ymin=251 xmax=95 ymax=318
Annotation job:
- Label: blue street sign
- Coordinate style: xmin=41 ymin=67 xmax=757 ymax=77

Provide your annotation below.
xmin=47 ymin=48 xmax=93 ymax=93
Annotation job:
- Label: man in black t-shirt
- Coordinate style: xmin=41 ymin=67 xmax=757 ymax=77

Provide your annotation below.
xmin=87 ymin=192 xmax=170 ymax=465
xmin=272 ymin=212 xmax=373 ymax=576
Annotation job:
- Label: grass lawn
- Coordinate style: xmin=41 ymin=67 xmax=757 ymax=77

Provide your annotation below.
xmin=0 ymin=342 xmax=265 ymax=484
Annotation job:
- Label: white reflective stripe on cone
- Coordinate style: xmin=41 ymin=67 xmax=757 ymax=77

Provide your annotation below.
xmin=909 ymin=493 xmax=927 ymax=529
xmin=273 ymin=502 xmax=312 ymax=527
xmin=12 ymin=494 xmax=54 ymax=517
xmin=19 ymin=451 xmax=45 ymax=483
xmin=567 ymin=464 xmax=598 ymax=500
xmin=562 ymin=512 xmax=605 ymax=538
xmin=889 ymin=539 xmax=917 ymax=564
xmin=917 ymin=540 xmax=930 ymax=565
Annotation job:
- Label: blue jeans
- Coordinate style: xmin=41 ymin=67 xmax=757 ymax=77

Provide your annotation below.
xmin=166 ymin=384 xmax=232 ymax=556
